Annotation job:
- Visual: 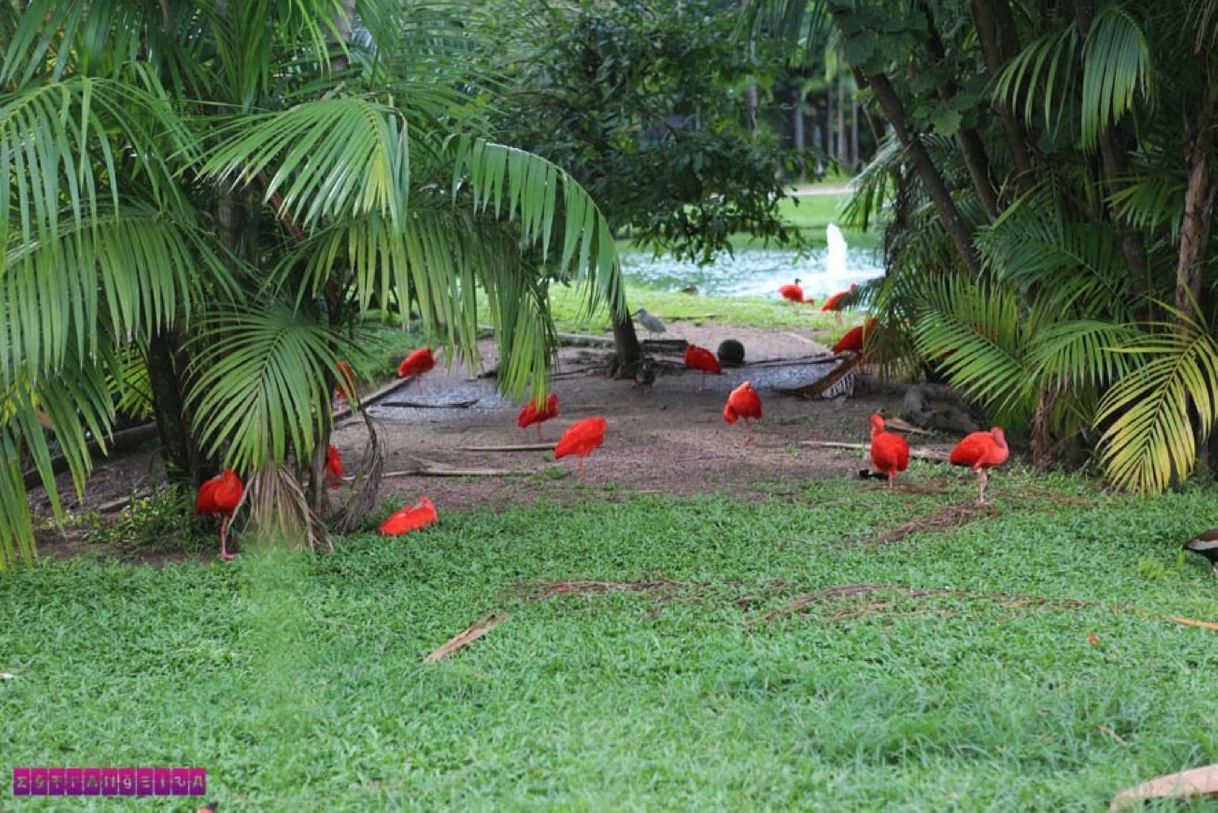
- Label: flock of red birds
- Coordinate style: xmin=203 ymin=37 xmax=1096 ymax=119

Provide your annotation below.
xmin=192 ymin=285 xmax=1010 ymax=560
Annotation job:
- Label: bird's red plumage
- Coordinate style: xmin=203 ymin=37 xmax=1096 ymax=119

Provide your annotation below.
xmin=379 ymin=496 xmax=437 ymax=536
xmin=555 ymin=417 xmax=607 ymax=460
xmin=778 ymin=283 xmax=807 ymax=304
xmin=869 ymin=414 xmax=909 ymax=478
xmin=832 ymin=318 xmax=877 ymax=354
xmin=518 ymin=393 xmax=560 ymax=429
xmin=821 ymin=284 xmax=856 ymax=312
xmin=724 ymin=381 xmax=762 ymax=425
xmin=334 ymin=360 xmax=357 ymax=400
xmin=196 ymin=468 xmax=243 ymax=517
xmin=397 ymin=347 xmax=435 ymax=379
xmin=949 ymin=428 xmax=1009 ymax=470
xmin=326 ymin=444 xmax=343 ymax=479
xmin=684 ymin=344 xmax=722 ymax=375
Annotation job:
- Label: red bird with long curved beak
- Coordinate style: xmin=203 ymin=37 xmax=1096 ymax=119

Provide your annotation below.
xmin=868 ymin=414 xmax=909 ymax=488
xmin=195 ymin=468 xmax=243 ymax=560
xmin=832 ymin=318 xmax=877 ymax=354
xmin=821 ymin=284 xmax=857 ymax=325
xmin=325 ymin=444 xmax=343 ymax=489
xmin=684 ymin=344 xmax=722 ymax=391
xmin=517 ymin=393 xmax=559 ymax=440
xmin=949 ymin=427 xmax=1009 ymax=503
xmin=778 ymin=279 xmax=810 ymax=306
xmin=555 ymin=416 xmax=607 ymax=479
xmin=723 ymin=381 xmax=762 ymax=444
xmin=379 ymin=496 xmax=438 ymax=536
xmin=397 ymin=348 xmax=435 ymax=394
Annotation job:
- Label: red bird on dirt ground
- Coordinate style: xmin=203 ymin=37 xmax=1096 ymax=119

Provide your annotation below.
xmin=195 ymin=468 xmax=244 ymax=560
xmin=868 ymin=414 xmax=909 ymax=488
xmin=821 ymin=284 xmax=857 ymax=325
xmin=379 ymin=496 xmax=438 ymax=536
xmin=325 ymin=444 xmax=343 ymax=488
xmin=684 ymin=344 xmax=722 ymax=391
xmin=517 ymin=393 xmax=560 ymax=440
xmin=334 ymin=360 xmax=357 ymax=403
xmin=555 ymin=416 xmax=607 ymax=478
xmin=949 ymin=427 xmax=1009 ymax=503
xmin=778 ymin=278 xmax=810 ymax=305
xmin=397 ymin=347 xmax=435 ymax=394
xmin=832 ymin=318 xmax=877 ymax=354
xmin=723 ymin=381 xmax=762 ymax=444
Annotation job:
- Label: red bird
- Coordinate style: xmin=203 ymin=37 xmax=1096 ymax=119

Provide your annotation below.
xmin=517 ymin=393 xmax=560 ymax=440
xmin=326 ymin=444 xmax=343 ymax=488
xmin=684 ymin=344 xmax=722 ymax=391
xmin=832 ymin=318 xmax=877 ymax=354
xmin=821 ymin=284 xmax=857 ymax=325
xmin=555 ymin=416 xmax=607 ymax=478
xmin=334 ymin=360 xmax=357 ymax=403
xmin=723 ymin=381 xmax=763 ymax=444
xmin=379 ymin=496 xmax=438 ymax=536
xmin=868 ymin=414 xmax=909 ymax=488
xmin=778 ymin=278 xmax=810 ymax=305
xmin=195 ymin=468 xmax=243 ymax=560
xmin=397 ymin=347 xmax=435 ymax=394
xmin=949 ymin=427 xmax=1009 ymax=503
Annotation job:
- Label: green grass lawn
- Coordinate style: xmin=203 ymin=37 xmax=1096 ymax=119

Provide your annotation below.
xmin=4 ymin=472 xmax=1218 ymax=810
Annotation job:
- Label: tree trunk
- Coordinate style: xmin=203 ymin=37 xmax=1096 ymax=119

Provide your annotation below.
xmin=836 ymin=77 xmax=845 ymax=165
xmin=851 ymin=90 xmax=859 ymax=169
xmin=825 ymin=86 xmax=834 ymax=166
xmin=1031 ymin=388 xmax=1058 ymax=472
xmin=792 ymin=87 xmax=805 ymax=177
xmin=146 ymin=330 xmax=208 ymax=485
xmin=853 ymin=68 xmax=982 ymax=277
xmin=972 ymin=0 xmax=1036 ymax=193
xmin=610 ymin=312 xmax=644 ymax=379
xmin=1175 ymin=71 xmax=1215 ymax=324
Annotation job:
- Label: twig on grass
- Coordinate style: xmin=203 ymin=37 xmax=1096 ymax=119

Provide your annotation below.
xmin=423 ymin=611 xmax=510 ymax=664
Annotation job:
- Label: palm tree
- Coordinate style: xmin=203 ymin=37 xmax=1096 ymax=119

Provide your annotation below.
xmin=0 ymin=0 xmax=625 ymax=569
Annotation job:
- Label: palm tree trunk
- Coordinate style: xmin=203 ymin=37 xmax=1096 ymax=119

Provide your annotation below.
xmin=851 ymin=90 xmax=859 ymax=170
xmin=837 ymin=77 xmax=845 ymax=165
xmin=972 ymin=0 xmax=1036 ymax=193
xmin=1175 ymin=70 xmax=1215 ymax=324
xmin=146 ymin=329 xmax=209 ymax=485
xmin=852 ymin=68 xmax=982 ymax=277
xmin=611 ymin=312 xmax=643 ymax=378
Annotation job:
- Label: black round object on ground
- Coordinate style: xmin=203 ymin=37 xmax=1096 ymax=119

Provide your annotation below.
xmin=717 ymin=339 xmax=745 ymax=367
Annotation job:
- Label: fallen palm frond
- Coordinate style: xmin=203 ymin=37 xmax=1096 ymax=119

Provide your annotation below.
xmin=423 ymin=611 xmax=510 ymax=664
xmin=867 ymin=502 xmax=1001 ymax=546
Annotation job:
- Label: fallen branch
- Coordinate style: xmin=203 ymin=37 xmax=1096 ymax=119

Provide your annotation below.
xmin=1110 ymin=764 xmax=1218 ymax=811
xmin=377 ymin=399 xmax=479 ymax=409
xmin=556 ymin=332 xmax=614 ymax=347
xmin=867 ymin=502 xmax=1000 ymax=546
xmin=423 ymin=611 xmax=510 ymax=664
xmin=800 ymin=440 xmax=952 ymax=462
xmin=460 ymin=443 xmax=555 ymax=452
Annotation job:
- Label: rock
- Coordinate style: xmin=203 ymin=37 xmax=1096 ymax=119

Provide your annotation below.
xmin=717 ymin=339 xmax=745 ymax=367
xmin=902 ymin=383 xmax=982 ymax=435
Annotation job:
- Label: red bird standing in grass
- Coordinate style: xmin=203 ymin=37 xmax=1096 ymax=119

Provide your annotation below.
xmin=778 ymin=278 xmax=811 ymax=305
xmin=949 ymin=427 xmax=1009 ymax=503
xmin=684 ymin=344 xmax=722 ymax=391
xmin=555 ymin=416 xmax=607 ymax=478
xmin=397 ymin=347 xmax=435 ymax=393
xmin=194 ymin=468 xmax=243 ymax=560
xmin=723 ymin=381 xmax=762 ymax=444
xmin=868 ymin=414 xmax=909 ymax=488
xmin=820 ymin=284 xmax=857 ymax=325
xmin=517 ymin=393 xmax=560 ymax=440
xmin=325 ymin=444 xmax=343 ymax=488
xmin=832 ymin=318 xmax=877 ymax=354
xmin=379 ymin=496 xmax=438 ymax=536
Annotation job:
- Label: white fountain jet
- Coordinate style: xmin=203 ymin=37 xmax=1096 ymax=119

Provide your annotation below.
xmin=825 ymin=223 xmax=848 ymax=285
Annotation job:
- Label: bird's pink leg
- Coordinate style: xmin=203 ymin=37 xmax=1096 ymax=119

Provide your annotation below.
xmin=699 ymin=372 xmax=706 ymax=392
xmin=415 ymin=376 xmax=423 ymax=395
xmin=536 ymin=424 xmax=543 ymax=442
xmin=744 ymin=418 xmax=753 ymax=446
xmin=578 ymin=458 xmax=586 ymax=480
xmin=218 ymin=518 xmax=235 ymax=561
xmin=977 ymin=469 xmax=988 ymax=504
xmin=888 ymin=472 xmax=895 ymax=489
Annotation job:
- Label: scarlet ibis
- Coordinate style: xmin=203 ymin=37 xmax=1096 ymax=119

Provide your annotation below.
xmin=778 ymin=278 xmax=809 ymax=305
xmin=1184 ymin=529 xmax=1218 ymax=579
xmin=195 ymin=468 xmax=244 ymax=560
xmin=684 ymin=344 xmax=722 ymax=391
xmin=868 ymin=414 xmax=909 ymax=488
xmin=379 ymin=496 xmax=437 ymax=536
xmin=334 ymin=360 xmax=357 ymax=402
xmin=518 ymin=393 xmax=560 ymax=440
xmin=397 ymin=347 xmax=435 ymax=394
xmin=949 ymin=427 xmax=1009 ymax=503
xmin=832 ymin=318 xmax=877 ymax=354
xmin=723 ymin=381 xmax=762 ymax=444
xmin=634 ymin=308 xmax=667 ymax=337
xmin=555 ymin=416 xmax=607 ymax=479
xmin=326 ymin=444 xmax=343 ymax=488
xmin=821 ymin=284 xmax=857 ymax=325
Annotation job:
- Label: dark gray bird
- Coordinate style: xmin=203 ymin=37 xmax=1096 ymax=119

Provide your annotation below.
xmin=679 ymin=284 xmax=699 ymax=295
xmin=1184 ymin=529 xmax=1218 ymax=579
xmin=633 ymin=361 xmax=656 ymax=390
xmin=633 ymin=308 xmax=667 ymax=337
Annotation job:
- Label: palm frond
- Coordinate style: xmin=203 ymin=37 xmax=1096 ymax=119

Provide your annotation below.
xmin=992 ymin=23 xmax=1080 ymax=139
xmin=1080 ymin=4 xmax=1153 ymax=149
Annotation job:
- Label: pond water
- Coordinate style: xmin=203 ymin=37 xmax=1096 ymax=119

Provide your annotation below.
xmin=620 ymin=225 xmax=884 ymax=300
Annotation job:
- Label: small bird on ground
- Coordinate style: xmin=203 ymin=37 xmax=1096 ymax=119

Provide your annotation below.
xmin=379 ymin=496 xmax=438 ymax=535
xmin=684 ymin=344 xmax=722 ymax=391
xmin=832 ymin=318 xmax=877 ymax=354
xmin=555 ymin=416 xmax=607 ymax=479
xmin=518 ymin=392 xmax=560 ymax=440
xmin=821 ymin=284 xmax=858 ymax=325
xmin=195 ymin=468 xmax=244 ymax=560
xmin=1184 ymin=529 xmax=1218 ymax=579
xmin=679 ymin=284 xmax=699 ymax=295
xmin=633 ymin=308 xmax=667 ymax=337
xmin=868 ymin=413 xmax=909 ymax=488
xmin=326 ymin=444 xmax=343 ymax=488
xmin=633 ymin=361 xmax=656 ymax=390
xmin=778 ymin=278 xmax=810 ymax=305
xmin=949 ymin=427 xmax=1009 ymax=503
xmin=397 ymin=347 xmax=436 ymax=394
xmin=723 ymin=381 xmax=763 ymax=445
